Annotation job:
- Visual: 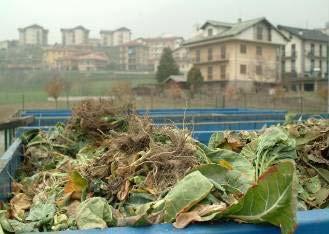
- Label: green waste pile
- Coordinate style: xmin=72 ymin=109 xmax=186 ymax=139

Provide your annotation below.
xmin=0 ymin=102 xmax=328 ymax=234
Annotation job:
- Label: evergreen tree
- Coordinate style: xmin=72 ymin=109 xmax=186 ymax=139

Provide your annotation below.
xmin=187 ymin=66 xmax=204 ymax=97
xmin=156 ymin=48 xmax=179 ymax=83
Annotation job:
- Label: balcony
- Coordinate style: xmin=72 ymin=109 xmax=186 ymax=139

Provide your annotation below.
xmin=306 ymin=51 xmax=327 ymax=59
xmin=285 ymin=51 xmax=297 ymax=59
xmin=193 ymin=54 xmax=229 ymax=65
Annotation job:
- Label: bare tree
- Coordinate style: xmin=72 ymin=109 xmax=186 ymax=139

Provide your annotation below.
xmin=110 ymin=81 xmax=134 ymax=107
xmin=45 ymin=78 xmax=64 ymax=108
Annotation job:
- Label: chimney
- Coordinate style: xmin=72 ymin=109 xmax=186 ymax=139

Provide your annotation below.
xmin=238 ymin=18 xmax=242 ymax=23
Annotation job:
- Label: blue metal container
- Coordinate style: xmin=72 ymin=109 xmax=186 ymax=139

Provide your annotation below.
xmin=1 ymin=139 xmax=328 ymax=234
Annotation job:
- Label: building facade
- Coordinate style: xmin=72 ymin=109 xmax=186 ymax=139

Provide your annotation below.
xmin=61 ymin=26 xmax=90 ymax=46
xmin=184 ymin=18 xmax=288 ymax=92
xmin=173 ymin=46 xmax=192 ymax=74
xmin=117 ymin=40 xmax=149 ymax=71
xmin=100 ymin=27 xmax=131 ymax=47
xmin=42 ymin=47 xmax=80 ymax=69
xmin=278 ymin=25 xmax=329 ymax=92
xmin=0 ymin=40 xmax=18 ymax=50
xmin=18 ymin=24 xmax=48 ymax=46
xmin=139 ymin=36 xmax=184 ymax=71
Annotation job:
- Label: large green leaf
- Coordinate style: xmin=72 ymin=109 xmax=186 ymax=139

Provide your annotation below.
xmin=76 ymin=197 xmax=114 ymax=229
xmin=26 ymin=202 xmax=56 ymax=226
xmin=196 ymin=163 xmax=253 ymax=194
xmin=225 ymin=161 xmax=297 ymax=234
xmin=197 ymin=142 xmax=254 ymax=187
xmin=164 ymin=171 xmax=213 ymax=222
xmin=241 ymin=127 xmax=296 ymax=179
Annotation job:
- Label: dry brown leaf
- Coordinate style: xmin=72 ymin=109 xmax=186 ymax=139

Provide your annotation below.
xmin=174 ymin=203 xmax=226 ymax=228
xmin=174 ymin=211 xmax=202 ymax=228
xmin=10 ymin=193 xmax=32 ymax=219
xmin=12 ymin=182 xmax=24 ymax=194
xmin=117 ymin=180 xmax=130 ymax=201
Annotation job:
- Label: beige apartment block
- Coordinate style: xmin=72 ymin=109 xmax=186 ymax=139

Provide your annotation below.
xmin=100 ymin=27 xmax=131 ymax=46
xmin=61 ymin=26 xmax=90 ymax=46
xmin=18 ymin=24 xmax=48 ymax=46
xmin=184 ymin=18 xmax=288 ymax=91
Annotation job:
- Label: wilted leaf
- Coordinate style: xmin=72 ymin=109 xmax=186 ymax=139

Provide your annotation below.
xmin=26 ymin=202 xmax=56 ymax=225
xmin=174 ymin=203 xmax=226 ymax=228
xmin=164 ymin=171 xmax=213 ymax=222
xmin=64 ymin=171 xmax=88 ymax=199
xmin=208 ymin=132 xmax=225 ymax=149
xmin=241 ymin=127 xmax=296 ymax=179
xmin=225 ymin=161 xmax=297 ymax=234
xmin=10 ymin=193 xmax=31 ymax=219
xmin=117 ymin=180 xmax=130 ymax=201
xmin=8 ymin=219 xmax=36 ymax=233
xmin=76 ymin=197 xmax=114 ymax=229
xmin=196 ymin=163 xmax=253 ymax=194
xmin=305 ymin=176 xmax=321 ymax=194
xmin=0 ymin=210 xmax=14 ymax=233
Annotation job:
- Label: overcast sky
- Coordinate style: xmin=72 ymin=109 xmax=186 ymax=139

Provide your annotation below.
xmin=1 ymin=0 xmax=329 ymax=43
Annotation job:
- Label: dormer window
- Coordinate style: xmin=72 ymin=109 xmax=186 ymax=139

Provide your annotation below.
xmin=256 ymin=26 xmax=263 ymax=40
xmin=208 ymin=28 xmax=213 ymax=37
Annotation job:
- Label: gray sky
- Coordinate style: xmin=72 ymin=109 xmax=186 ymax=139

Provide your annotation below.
xmin=1 ymin=0 xmax=329 ymax=43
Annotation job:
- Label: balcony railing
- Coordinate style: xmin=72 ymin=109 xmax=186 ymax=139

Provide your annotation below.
xmin=306 ymin=51 xmax=327 ymax=59
xmin=193 ymin=54 xmax=229 ymax=64
xmin=285 ymin=51 xmax=297 ymax=59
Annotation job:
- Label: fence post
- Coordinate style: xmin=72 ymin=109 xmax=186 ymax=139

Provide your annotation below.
xmin=299 ymin=96 xmax=304 ymax=114
xmin=222 ymin=95 xmax=225 ymax=108
xmin=215 ymin=95 xmax=218 ymax=108
xmin=22 ymin=94 xmax=25 ymax=110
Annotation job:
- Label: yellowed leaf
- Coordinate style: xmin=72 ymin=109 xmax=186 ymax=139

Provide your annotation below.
xmin=218 ymin=159 xmax=233 ymax=170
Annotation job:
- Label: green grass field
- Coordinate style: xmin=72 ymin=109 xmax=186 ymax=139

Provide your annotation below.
xmin=0 ymin=70 xmax=156 ymax=105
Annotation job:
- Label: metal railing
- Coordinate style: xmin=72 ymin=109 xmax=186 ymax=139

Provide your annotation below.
xmin=0 ymin=116 xmax=34 ymax=151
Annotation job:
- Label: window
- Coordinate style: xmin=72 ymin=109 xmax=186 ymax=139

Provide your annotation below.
xmin=310 ymin=44 xmax=315 ymax=57
xmin=256 ymin=46 xmax=262 ymax=56
xmin=196 ymin=49 xmax=200 ymax=62
xmin=311 ymin=59 xmax=315 ymax=73
xmin=240 ymin=44 xmax=247 ymax=54
xmin=207 ymin=66 xmax=213 ymax=80
xmin=208 ymin=47 xmax=213 ymax=61
xmin=256 ymin=26 xmax=263 ymax=40
xmin=291 ymin=44 xmax=296 ymax=57
xmin=220 ymin=65 xmax=226 ymax=79
xmin=291 ymin=59 xmax=296 ymax=72
xmin=208 ymin=28 xmax=213 ymax=37
xmin=320 ymin=44 xmax=323 ymax=57
xmin=220 ymin=45 xmax=226 ymax=59
xmin=256 ymin=65 xmax=263 ymax=75
xmin=240 ymin=64 xmax=247 ymax=74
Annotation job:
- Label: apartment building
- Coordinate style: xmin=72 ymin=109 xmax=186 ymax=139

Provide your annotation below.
xmin=173 ymin=46 xmax=192 ymax=74
xmin=43 ymin=47 xmax=80 ymax=69
xmin=0 ymin=40 xmax=18 ymax=50
xmin=278 ymin=25 xmax=329 ymax=92
xmin=139 ymin=36 xmax=183 ymax=71
xmin=117 ymin=40 xmax=149 ymax=71
xmin=61 ymin=26 xmax=90 ymax=46
xmin=18 ymin=24 xmax=48 ymax=46
xmin=100 ymin=27 xmax=131 ymax=47
xmin=184 ymin=18 xmax=288 ymax=92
